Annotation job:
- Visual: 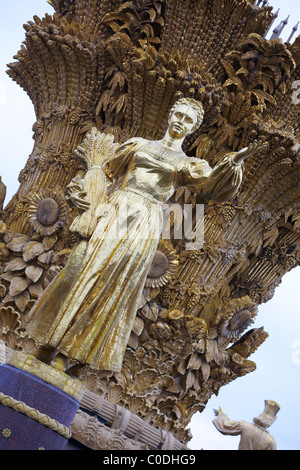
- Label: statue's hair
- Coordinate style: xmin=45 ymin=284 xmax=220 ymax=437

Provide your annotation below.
xmin=168 ymin=97 xmax=204 ymax=133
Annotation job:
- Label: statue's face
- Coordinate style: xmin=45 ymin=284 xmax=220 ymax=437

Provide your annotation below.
xmin=168 ymin=104 xmax=198 ymax=139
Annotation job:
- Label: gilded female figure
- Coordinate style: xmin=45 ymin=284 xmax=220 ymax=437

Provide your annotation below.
xmin=27 ymin=98 xmax=263 ymax=372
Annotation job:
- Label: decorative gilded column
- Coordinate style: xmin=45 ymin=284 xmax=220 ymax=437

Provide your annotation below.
xmin=0 ymin=0 xmax=299 ymax=448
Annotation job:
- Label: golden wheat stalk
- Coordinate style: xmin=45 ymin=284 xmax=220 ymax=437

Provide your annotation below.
xmin=70 ymin=129 xmax=118 ymax=238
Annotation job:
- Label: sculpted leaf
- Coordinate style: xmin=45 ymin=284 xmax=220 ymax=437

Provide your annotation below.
xmin=42 ymin=234 xmax=58 ymax=251
xmin=22 ymin=242 xmax=44 ymax=263
xmin=201 ymin=362 xmax=211 ymax=382
xmin=241 ymin=50 xmax=259 ymax=60
xmin=187 ymin=352 xmax=202 ymax=370
xmin=25 ymin=265 xmax=44 ymax=283
xmin=9 ymin=276 xmax=28 ymax=297
xmin=224 ymin=77 xmax=243 ymax=90
xmin=140 ymin=301 xmax=159 ymax=321
xmin=250 ymin=89 xmax=276 ymax=107
xmin=205 ymin=339 xmax=227 ymax=365
xmin=220 ymin=59 xmax=236 ymax=78
xmin=183 ymin=370 xmax=196 ymax=391
xmin=4 ymin=258 xmax=27 ymax=272
xmin=6 ymin=236 xmax=30 ymax=252
xmin=28 ymin=282 xmax=43 ymax=299
xmin=15 ymin=290 xmax=30 ymax=312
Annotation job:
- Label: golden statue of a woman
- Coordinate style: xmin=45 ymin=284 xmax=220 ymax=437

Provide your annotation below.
xmin=26 ymin=98 xmax=264 ymax=372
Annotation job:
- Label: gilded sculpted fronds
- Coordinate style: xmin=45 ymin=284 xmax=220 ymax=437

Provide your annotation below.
xmin=1 ymin=0 xmax=299 ymax=446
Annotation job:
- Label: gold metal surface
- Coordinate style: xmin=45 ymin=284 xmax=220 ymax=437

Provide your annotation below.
xmin=7 ymin=350 xmax=84 ymax=400
xmin=26 ymin=98 xmax=258 ymax=372
xmin=1 ymin=1 xmax=298 ymax=443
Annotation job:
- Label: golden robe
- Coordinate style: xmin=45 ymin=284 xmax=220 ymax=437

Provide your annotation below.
xmin=27 ymin=138 xmax=244 ymax=372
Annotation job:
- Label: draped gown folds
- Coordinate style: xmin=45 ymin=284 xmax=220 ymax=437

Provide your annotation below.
xmin=27 ymin=137 xmax=244 ymax=372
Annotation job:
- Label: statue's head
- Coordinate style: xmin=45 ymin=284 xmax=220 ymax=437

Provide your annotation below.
xmin=168 ymin=98 xmax=204 ymax=139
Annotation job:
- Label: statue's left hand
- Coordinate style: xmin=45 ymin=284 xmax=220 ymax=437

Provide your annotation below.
xmin=66 ymin=177 xmax=91 ymax=212
xmin=233 ymin=139 xmax=267 ymax=165
xmin=69 ymin=192 xmax=91 ymax=212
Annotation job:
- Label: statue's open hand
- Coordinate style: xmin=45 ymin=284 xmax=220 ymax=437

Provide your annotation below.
xmin=233 ymin=139 xmax=267 ymax=165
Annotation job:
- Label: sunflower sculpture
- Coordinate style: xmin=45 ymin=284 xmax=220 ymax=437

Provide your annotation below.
xmin=217 ymin=297 xmax=258 ymax=344
xmin=145 ymin=240 xmax=179 ymax=289
xmin=27 ymin=188 xmax=69 ymax=236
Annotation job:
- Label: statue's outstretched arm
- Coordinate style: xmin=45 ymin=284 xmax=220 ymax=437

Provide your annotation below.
xmin=212 ymin=409 xmax=242 ymax=436
xmin=179 ymin=139 xmax=267 ymax=203
xmin=233 ymin=139 xmax=267 ymax=165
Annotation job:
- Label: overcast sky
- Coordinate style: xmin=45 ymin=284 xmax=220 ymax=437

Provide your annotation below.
xmin=0 ymin=0 xmax=299 ymax=451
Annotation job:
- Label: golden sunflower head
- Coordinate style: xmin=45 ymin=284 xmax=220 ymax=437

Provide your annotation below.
xmin=145 ymin=240 xmax=179 ymax=288
xmin=27 ymin=188 xmax=69 ymax=236
xmin=217 ymin=297 xmax=257 ymax=342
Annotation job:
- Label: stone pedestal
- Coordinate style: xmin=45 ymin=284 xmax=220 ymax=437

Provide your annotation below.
xmin=0 ymin=351 xmax=84 ymax=450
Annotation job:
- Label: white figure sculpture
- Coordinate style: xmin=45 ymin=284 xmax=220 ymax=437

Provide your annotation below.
xmin=213 ymin=400 xmax=280 ymax=450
